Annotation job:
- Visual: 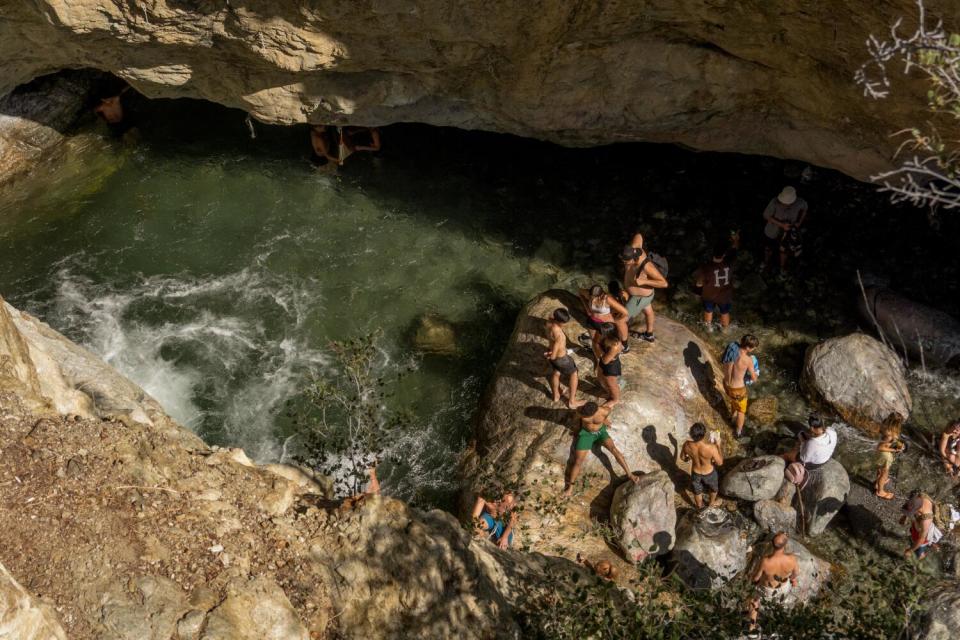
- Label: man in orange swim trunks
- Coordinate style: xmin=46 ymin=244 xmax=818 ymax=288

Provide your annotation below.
xmin=722 ymin=334 xmax=759 ymax=438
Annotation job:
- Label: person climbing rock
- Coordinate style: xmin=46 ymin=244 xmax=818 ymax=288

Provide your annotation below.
xmin=621 ymin=235 xmax=668 ymax=343
xmin=900 ymin=490 xmax=942 ymax=560
xmin=563 ymin=402 xmax=639 ymax=497
xmin=594 ymin=323 xmax=624 ymax=407
xmin=577 ymin=284 xmax=630 ymax=353
xmin=874 ymin=413 xmax=905 ymax=500
xmin=695 ymin=239 xmax=737 ymax=332
xmin=746 ymin=532 xmax=799 ymax=637
xmin=93 ymin=85 xmax=130 ymax=125
xmin=721 ymin=334 xmax=759 ymax=438
xmin=544 ymin=307 xmax=583 ymax=408
xmin=680 ymin=422 xmax=724 ymax=509
xmin=939 ymin=419 xmax=960 ymax=479
xmin=471 ymin=490 xmax=518 ymax=549
xmin=762 ymin=185 xmax=808 ymax=274
xmin=782 ymin=414 xmax=837 ymax=469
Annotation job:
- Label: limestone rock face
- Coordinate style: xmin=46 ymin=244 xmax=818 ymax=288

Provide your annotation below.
xmin=0 ymin=562 xmax=67 ymax=640
xmin=671 ymin=508 xmax=754 ymax=590
xmin=721 ymin=455 xmax=785 ymax=502
xmin=610 ymin=471 xmax=677 ymax=563
xmin=801 ymin=333 xmax=912 ymax=434
xmin=919 ymin=588 xmax=960 ymax=640
xmin=799 ymin=459 xmax=850 ymax=536
xmin=2 ymin=1 xmax=959 ymax=180
xmin=464 ymin=289 xmax=732 ymax=569
xmin=200 ymin=578 xmax=309 ymax=640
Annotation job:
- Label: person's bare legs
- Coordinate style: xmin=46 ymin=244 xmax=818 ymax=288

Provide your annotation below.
xmin=719 ymin=313 xmax=731 ymax=330
xmin=614 ymin=315 xmax=629 ymax=342
xmin=707 ymin=490 xmax=719 ymax=508
xmin=693 ymin=490 xmax=704 ymax=509
xmin=563 ymin=450 xmax=590 ymax=496
xmin=366 ymin=466 xmax=380 ymax=495
xmin=733 ymin=408 xmax=746 ymax=437
xmin=603 ymin=375 xmax=621 ymax=407
xmin=550 ymin=370 xmax=562 ymax=403
xmin=566 ymin=371 xmax=584 ymax=409
xmin=875 ymin=465 xmax=893 ymax=499
xmin=642 ymin=306 xmax=655 ymax=335
xmin=747 ymin=596 xmax=761 ymax=631
xmin=600 ymin=438 xmax=639 ymax=483
xmin=703 ymin=310 xmax=714 ymax=326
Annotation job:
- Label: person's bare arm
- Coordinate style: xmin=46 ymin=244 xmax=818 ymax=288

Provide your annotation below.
xmin=746 ymin=356 xmax=758 ymax=383
xmin=608 ymin=295 xmax=629 ymax=318
xmin=471 ymin=496 xmax=486 ymax=520
xmin=636 ymin=263 xmax=668 ymax=289
xmin=789 ymin=562 xmax=799 ymax=587
xmin=940 ymin=432 xmax=950 ymax=459
xmin=354 ymin=128 xmax=381 ymax=152
xmin=796 ymin=203 xmax=809 ymax=228
xmin=311 ymin=133 xmax=339 ymax=163
xmin=601 ymin=343 xmax=622 ymax=365
xmin=498 ymin=511 xmax=517 ymax=549
xmin=680 ymin=441 xmax=691 ymax=463
xmin=712 ymin=443 xmax=724 ymax=467
xmin=751 ymin=562 xmax=764 ymax=584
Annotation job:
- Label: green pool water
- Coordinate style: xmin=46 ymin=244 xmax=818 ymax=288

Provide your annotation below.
xmin=1 ymin=98 xmax=958 ymax=508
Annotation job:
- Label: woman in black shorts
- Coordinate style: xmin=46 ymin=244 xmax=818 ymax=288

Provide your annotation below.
xmin=595 ymin=323 xmax=623 ymax=407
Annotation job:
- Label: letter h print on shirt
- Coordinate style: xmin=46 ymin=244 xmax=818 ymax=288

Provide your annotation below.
xmin=712 ymin=267 xmax=730 ymax=287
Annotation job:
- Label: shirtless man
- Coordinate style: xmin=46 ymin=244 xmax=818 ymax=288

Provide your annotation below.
xmin=621 ymin=234 xmax=668 ymax=343
xmin=310 ymin=125 xmax=342 ymax=166
xmin=471 ymin=490 xmax=517 ymax=549
xmin=722 ymin=334 xmax=759 ymax=437
xmin=544 ymin=307 xmax=582 ymax=408
xmin=94 ymin=86 xmax=130 ymax=125
xmin=563 ymin=402 xmax=640 ymax=497
xmin=939 ymin=419 xmax=960 ymax=479
xmin=680 ymin=422 xmax=724 ymax=509
xmin=747 ymin=532 xmax=799 ymax=636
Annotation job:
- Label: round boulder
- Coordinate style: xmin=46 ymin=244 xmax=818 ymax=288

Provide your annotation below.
xmin=753 ymin=499 xmax=797 ymax=534
xmin=671 ymin=507 xmax=755 ymax=589
xmin=799 ymin=458 xmax=849 ymax=536
xmin=721 ymin=456 xmax=785 ymax=502
xmin=610 ymin=470 xmax=676 ymax=564
xmin=800 ymin=333 xmax=911 ymax=434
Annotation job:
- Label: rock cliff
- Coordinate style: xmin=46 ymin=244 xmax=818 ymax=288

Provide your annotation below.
xmin=3 ymin=0 xmax=959 ymax=180
xmin=0 ymin=293 xmax=582 ymax=639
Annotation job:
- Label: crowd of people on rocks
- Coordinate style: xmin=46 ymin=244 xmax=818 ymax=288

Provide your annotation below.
xmin=469 ymin=186 xmax=960 ymax=636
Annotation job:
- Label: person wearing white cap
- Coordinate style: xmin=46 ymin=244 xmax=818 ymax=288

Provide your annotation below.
xmin=762 ymin=185 xmax=808 ymax=273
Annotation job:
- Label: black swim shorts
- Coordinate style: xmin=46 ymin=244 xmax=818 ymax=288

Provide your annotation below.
xmin=691 ymin=469 xmax=719 ymax=495
xmin=549 ymin=355 xmax=577 ymax=376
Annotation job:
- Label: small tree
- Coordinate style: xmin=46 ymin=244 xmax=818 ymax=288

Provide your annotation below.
xmin=857 ymin=0 xmax=960 ymax=211
xmin=289 ymin=331 xmax=413 ymax=498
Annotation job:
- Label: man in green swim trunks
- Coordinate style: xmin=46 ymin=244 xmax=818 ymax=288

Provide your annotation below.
xmin=563 ymin=402 xmax=640 ymax=496
xmin=621 ymin=233 xmax=668 ymax=343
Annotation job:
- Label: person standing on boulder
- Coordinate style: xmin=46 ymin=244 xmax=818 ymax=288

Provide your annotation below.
xmin=563 ymin=402 xmax=640 ymax=497
xmin=695 ymin=239 xmax=737 ymax=332
xmin=680 ymin=422 xmax=724 ymax=509
xmin=722 ymin=334 xmax=759 ymax=438
xmin=762 ymin=186 xmax=808 ymax=274
xmin=621 ymin=236 xmax=668 ymax=343
xmin=544 ymin=307 xmax=583 ymax=409
xmin=594 ymin=323 xmax=624 ymax=407
xmin=746 ymin=532 xmax=799 ymax=636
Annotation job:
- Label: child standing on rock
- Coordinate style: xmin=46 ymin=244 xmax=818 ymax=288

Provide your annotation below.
xmin=874 ymin=413 xmax=905 ymax=500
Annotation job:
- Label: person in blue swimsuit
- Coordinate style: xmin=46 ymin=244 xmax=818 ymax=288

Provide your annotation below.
xmin=471 ymin=490 xmax=517 ymax=549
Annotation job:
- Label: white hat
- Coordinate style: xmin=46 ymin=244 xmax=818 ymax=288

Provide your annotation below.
xmin=777 ymin=186 xmax=797 ymax=205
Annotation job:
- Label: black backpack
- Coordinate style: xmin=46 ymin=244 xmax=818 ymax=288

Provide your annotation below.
xmin=640 ymin=251 xmax=669 ymax=279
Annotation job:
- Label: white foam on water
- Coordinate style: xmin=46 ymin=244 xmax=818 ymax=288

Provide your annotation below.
xmin=41 ymin=250 xmax=328 ymax=462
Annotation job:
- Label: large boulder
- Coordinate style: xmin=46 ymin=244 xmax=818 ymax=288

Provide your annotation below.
xmin=801 ymin=333 xmax=911 ymax=434
xmin=0 ymin=562 xmax=67 ymax=640
xmin=610 ymin=471 xmax=677 ymax=563
xmin=917 ymin=588 xmax=960 ymax=640
xmin=799 ymin=459 xmax=850 ymax=536
xmin=671 ymin=508 xmax=755 ymax=589
xmin=721 ymin=456 xmax=785 ymax=502
xmin=463 ymin=289 xmax=733 ymax=568
xmin=747 ymin=538 xmax=831 ymax=609
xmin=753 ymin=499 xmax=797 ymax=534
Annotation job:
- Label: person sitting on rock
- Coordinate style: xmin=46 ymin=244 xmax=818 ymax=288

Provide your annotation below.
xmin=621 ymin=236 xmax=668 ymax=343
xmin=721 ymin=334 xmax=759 ymax=438
xmin=681 ymin=422 xmax=724 ymax=509
xmin=875 ymin=413 xmax=905 ymax=500
xmin=545 ymin=307 xmax=583 ymax=408
xmin=900 ymin=490 xmax=943 ymax=560
xmin=694 ymin=239 xmax=736 ymax=333
xmin=939 ymin=419 xmax=960 ymax=479
xmin=563 ymin=402 xmax=639 ymax=497
xmin=746 ymin=532 xmax=799 ymax=637
xmin=594 ymin=323 xmax=624 ymax=407
xmin=577 ymin=284 xmax=630 ymax=353
xmin=782 ymin=414 xmax=837 ymax=470
xmin=471 ymin=490 xmax=517 ymax=549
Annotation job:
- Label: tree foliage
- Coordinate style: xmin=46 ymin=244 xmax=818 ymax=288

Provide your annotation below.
xmin=857 ymin=0 xmax=960 ymax=211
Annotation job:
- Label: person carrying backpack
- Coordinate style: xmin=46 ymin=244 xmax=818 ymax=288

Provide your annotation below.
xmin=620 ymin=233 xmax=668 ymax=343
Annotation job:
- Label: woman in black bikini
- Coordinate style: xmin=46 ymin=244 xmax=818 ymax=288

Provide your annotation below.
xmin=594 ymin=323 xmax=623 ymax=407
